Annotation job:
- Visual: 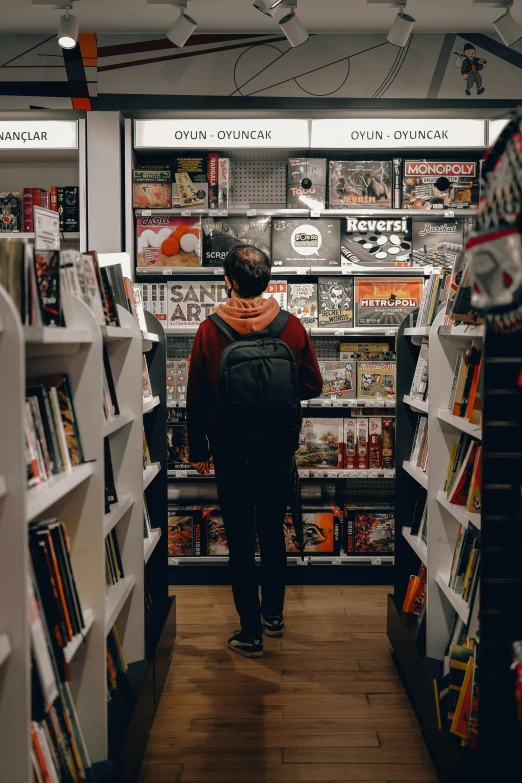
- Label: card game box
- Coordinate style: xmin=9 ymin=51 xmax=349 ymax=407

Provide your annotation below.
xmin=319 ymin=361 xmax=356 ymax=400
xmin=318 ymin=277 xmax=354 ymax=328
xmin=402 ymin=161 xmax=480 ymax=210
xmin=202 ymin=507 xmax=229 ymax=556
xmin=345 ymin=505 xmax=395 ymax=554
xmin=369 ymin=417 xmax=383 ymax=469
xmin=329 ymin=160 xmax=393 ymax=208
xmin=344 ymin=419 xmax=357 ymax=470
xmin=382 ymin=417 xmax=395 ymax=469
xmin=341 ymin=216 xmax=412 ymax=269
xmin=411 ymin=218 xmax=464 ymax=270
xmin=296 ymin=418 xmax=343 ymax=469
xmin=166 ymin=359 xmax=189 ymax=407
xmin=287 ymin=158 xmax=327 ymax=210
xmin=262 ymin=281 xmax=287 ymax=309
xmin=208 ymin=153 xmax=219 ymax=210
xmin=0 ymin=191 xmax=22 ymax=232
xmin=201 ymin=216 xmax=271 ymax=266
xmin=288 ymin=283 xmax=318 ymax=328
xmin=272 ymin=218 xmax=341 ymax=267
xmin=284 ymin=506 xmax=340 ymax=555
xmin=57 ymin=186 xmax=79 ymax=232
xmin=356 ymin=418 xmax=369 ymax=469
xmin=340 ymin=342 xmax=392 ymax=361
xmin=133 ymin=168 xmax=172 ymax=209
xmin=167 ymin=280 xmax=227 ymax=328
xmin=354 ymin=277 xmax=424 ymax=327
xmin=218 ymin=158 xmax=230 ymax=209
xmin=173 ymin=155 xmax=208 ymax=209
xmin=358 ymin=362 xmax=396 ymax=400
xmin=167 ymin=423 xmax=191 ymax=470
xmin=136 ymin=216 xmax=202 ymax=268
xmin=168 ymin=504 xmax=202 ymax=557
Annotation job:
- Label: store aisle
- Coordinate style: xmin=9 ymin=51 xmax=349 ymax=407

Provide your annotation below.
xmin=139 ymin=586 xmax=436 ymax=783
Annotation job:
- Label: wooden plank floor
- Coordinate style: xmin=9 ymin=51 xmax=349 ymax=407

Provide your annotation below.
xmin=139 ymin=585 xmax=436 ymax=783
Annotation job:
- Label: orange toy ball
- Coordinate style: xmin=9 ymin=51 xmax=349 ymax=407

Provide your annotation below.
xmin=171 ymin=225 xmax=192 ymax=239
xmin=161 ymin=236 xmax=180 ymax=257
xmin=186 ymin=227 xmax=200 ymax=238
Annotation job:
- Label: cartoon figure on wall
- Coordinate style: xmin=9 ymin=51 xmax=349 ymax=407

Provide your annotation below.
xmin=455 ymin=43 xmax=487 ymax=96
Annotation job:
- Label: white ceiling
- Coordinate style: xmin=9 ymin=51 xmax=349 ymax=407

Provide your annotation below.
xmin=3 ymin=0 xmax=521 ymax=34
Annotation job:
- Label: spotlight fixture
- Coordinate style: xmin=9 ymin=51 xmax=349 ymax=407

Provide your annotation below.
xmin=494 ymin=1 xmax=522 ymax=46
xmin=252 ymin=0 xmax=278 ymax=16
xmin=387 ymin=3 xmax=415 ymax=47
xmin=278 ymin=1 xmax=309 ymax=48
xmin=167 ymin=0 xmax=197 ymax=48
xmin=57 ymin=4 xmax=79 ymax=50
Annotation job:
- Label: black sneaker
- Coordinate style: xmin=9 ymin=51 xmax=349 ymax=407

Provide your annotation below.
xmin=262 ymin=614 xmax=285 ymax=637
xmin=228 ymin=631 xmax=263 ymax=658
xmin=465 ymin=89 xmax=471 ymax=96
xmin=477 ymin=87 xmax=485 ymax=95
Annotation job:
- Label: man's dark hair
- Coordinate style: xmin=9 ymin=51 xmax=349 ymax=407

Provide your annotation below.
xmin=224 ymin=244 xmax=271 ymax=298
xmin=464 ymin=43 xmax=475 ymax=53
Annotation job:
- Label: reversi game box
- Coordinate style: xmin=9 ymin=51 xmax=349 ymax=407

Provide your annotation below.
xmin=296 ymin=418 xmax=343 ymax=469
xmin=288 ymin=283 xmax=318 ymax=328
xmin=345 ymin=506 xmax=395 ymax=554
xmin=402 ymin=161 xmax=479 ymax=210
xmin=167 ymin=280 xmax=227 ymax=328
xmin=168 ymin=505 xmax=202 ymax=557
xmin=341 ymin=216 xmax=412 ymax=269
xmin=136 ymin=216 xmax=201 ymax=269
xmin=411 ymin=218 xmax=464 ymax=269
xmin=329 ymin=161 xmax=393 ymax=208
xmin=201 ymin=216 xmax=271 ymax=266
xmin=272 ymin=218 xmax=341 ymax=267
xmin=284 ymin=506 xmax=340 ymax=555
xmin=319 ymin=361 xmax=356 ymax=400
xmin=318 ymin=277 xmax=354 ymax=328
xmin=354 ymin=277 xmax=424 ymax=327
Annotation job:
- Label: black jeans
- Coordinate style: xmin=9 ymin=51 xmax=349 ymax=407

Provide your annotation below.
xmin=214 ymin=452 xmax=293 ymax=638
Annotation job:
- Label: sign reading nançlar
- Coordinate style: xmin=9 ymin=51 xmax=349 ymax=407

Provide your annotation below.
xmin=135 ymin=119 xmax=310 ymax=149
xmin=0 ymin=121 xmax=78 ymax=149
xmin=310 ymin=119 xmax=486 ymax=149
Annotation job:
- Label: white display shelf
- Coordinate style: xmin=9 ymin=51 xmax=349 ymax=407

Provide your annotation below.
xmin=26 ymin=463 xmax=94 ymax=523
xmin=168 ymin=468 xmax=395 ymax=480
xmin=135 ymin=208 xmax=309 ymax=217
xmin=143 ymin=462 xmax=161 ymax=489
xmin=142 ymin=330 xmax=159 ymax=352
xmin=0 ymin=635 xmax=11 ymax=668
xmin=103 ymin=493 xmax=135 ymax=537
xmin=143 ymin=529 xmax=161 ymax=564
xmin=135 ymin=207 xmax=472 ymax=219
xmin=403 ymin=395 xmax=429 ymax=414
xmin=402 ymin=527 xmax=428 ymax=566
xmin=2 ymin=232 xmax=80 ymax=241
xmin=0 ymin=476 xmax=6 ymax=500
xmin=436 ymin=490 xmax=481 ymax=531
xmin=143 ymin=396 xmax=160 ymax=414
xmin=404 ymin=326 xmax=431 ymax=337
xmin=63 ymin=608 xmax=94 ymax=664
xmin=438 ymin=324 xmax=485 ymax=340
xmin=102 ymin=411 xmax=134 ymax=438
xmin=402 ymin=460 xmax=428 ymax=490
xmin=307 ymin=398 xmax=396 ymax=409
xmin=105 ymin=575 xmax=136 ymax=634
xmin=24 ymin=326 xmax=92 ymax=348
xmin=311 ymin=327 xmax=399 ymax=337
xmin=169 ymin=554 xmax=395 ymax=566
xmin=437 ymin=408 xmax=482 ymax=440
xmin=435 ymin=571 xmax=470 ymax=624
xmin=102 ymin=325 xmax=135 ymax=342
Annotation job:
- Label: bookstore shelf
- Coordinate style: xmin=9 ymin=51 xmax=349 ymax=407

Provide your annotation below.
xmin=63 ymin=608 xmax=94 ymax=664
xmin=143 ymin=395 xmax=160 ymax=414
xmin=436 ymin=490 xmax=481 ymax=531
xmin=168 ymin=468 xmax=396 ymax=480
xmin=438 ymin=324 xmax=485 ymax=340
xmin=403 ymin=394 xmax=429 ymax=414
xmin=435 ymin=571 xmax=470 ymax=624
xmin=105 ymin=575 xmax=136 ymax=635
xmin=102 ymin=410 xmax=135 ymax=438
xmin=169 ymin=554 xmax=395 ymax=566
xmin=436 ymin=408 xmax=482 ymax=440
xmin=25 ymin=463 xmax=94 ymax=523
xmin=24 ymin=326 xmax=92 ymax=348
xmin=102 ymin=325 xmax=135 ymax=342
xmin=144 ymin=529 xmax=161 ymax=564
xmin=0 ymin=634 xmax=11 ymax=668
xmin=139 ymin=265 xmax=431 ymax=278
xmin=143 ymin=462 xmax=160 ymax=489
xmin=103 ymin=493 xmax=135 ymax=537
xmin=134 ymin=207 xmax=455 ymax=219
xmin=10 ymin=231 xmax=81 ymax=241
xmin=310 ymin=327 xmax=399 ymax=337
xmin=0 ymin=475 xmax=6 ymax=499
xmin=402 ymin=459 xmax=428 ymax=489
xmin=402 ymin=526 xmax=428 ymax=566
xmin=404 ymin=327 xmax=431 ymax=337
xmin=170 ymin=398 xmax=396 ymax=410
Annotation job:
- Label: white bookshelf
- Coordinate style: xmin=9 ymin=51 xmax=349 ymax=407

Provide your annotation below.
xmin=144 ymin=529 xmax=162 ymax=564
xmin=403 ymin=394 xmax=429 ymax=414
xmin=402 ymin=526 xmax=428 ymax=566
xmin=402 ymin=460 xmax=428 ymax=490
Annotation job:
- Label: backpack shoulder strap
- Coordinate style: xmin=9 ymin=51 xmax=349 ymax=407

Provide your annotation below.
xmin=265 ymin=309 xmax=291 ymax=339
xmin=208 ymin=312 xmax=241 ymax=343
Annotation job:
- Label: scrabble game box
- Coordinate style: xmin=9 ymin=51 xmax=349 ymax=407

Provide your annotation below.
xmin=341 ymin=216 xmax=412 ymax=269
xmin=272 ymin=218 xmax=341 ymax=267
xmin=402 ymin=161 xmax=480 ymax=210
xmin=329 ymin=160 xmax=393 ymax=208
xmin=318 ymin=277 xmax=354 ymax=328
xmin=288 ymin=283 xmax=318 ymax=328
xmin=354 ymin=277 xmax=424 ymax=327
xmin=201 ymin=216 xmax=271 ymax=266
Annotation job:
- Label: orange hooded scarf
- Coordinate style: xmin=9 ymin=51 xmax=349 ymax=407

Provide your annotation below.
xmin=215 ymin=296 xmax=280 ymax=335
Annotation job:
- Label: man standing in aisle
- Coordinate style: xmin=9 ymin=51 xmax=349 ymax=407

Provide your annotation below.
xmin=187 ymin=245 xmax=323 ymax=658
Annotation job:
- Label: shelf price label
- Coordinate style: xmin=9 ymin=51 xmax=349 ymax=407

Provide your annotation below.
xmin=213 ymin=267 xmax=224 ymax=275
xmin=175 ymin=470 xmax=187 ymax=479
xmin=216 ymin=210 xmax=228 ymax=217
xmin=142 ymin=210 xmax=152 ymax=216
xmin=371 ymin=557 xmax=382 ymax=566
xmin=310 ymin=210 xmax=321 ymax=218
xmin=181 ymin=210 xmax=192 ymax=217
xmin=247 ymin=209 xmax=257 ymax=217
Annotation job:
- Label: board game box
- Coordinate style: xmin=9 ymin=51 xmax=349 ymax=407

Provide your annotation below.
xmin=357 ymin=362 xmax=396 ymax=400
xmin=402 ymin=161 xmax=480 ymax=210
xmin=345 ymin=505 xmax=395 ymax=554
xmin=319 ymin=361 xmax=356 ymax=400
xmin=296 ymin=418 xmax=343 ymax=469
xmin=201 ymin=216 xmax=271 ymax=266
xmin=382 ymin=417 xmax=395 ymax=469
xmin=262 ymin=281 xmax=287 ymax=309
xmin=411 ymin=218 xmax=464 ymax=270
xmin=341 ymin=216 xmax=412 ymax=269
xmin=202 ymin=507 xmax=229 ymax=556
xmin=318 ymin=277 xmax=354 ymax=327
xmin=354 ymin=277 xmax=424 ymax=327
xmin=136 ymin=216 xmax=202 ymax=268
xmin=272 ymin=218 xmax=341 ymax=267
xmin=284 ymin=506 xmax=340 ymax=555
xmin=287 ymin=158 xmax=327 ymax=210
xmin=133 ymin=168 xmax=172 ymax=209
xmin=168 ymin=505 xmax=202 ymax=557
xmin=167 ymin=423 xmax=191 ymax=470
xmin=167 ymin=280 xmax=227 ymax=328
xmin=173 ymin=155 xmax=208 ymax=209
xmin=344 ymin=419 xmax=357 ymax=470
xmin=329 ymin=161 xmax=393 ymax=208
xmin=0 ymin=191 xmax=22 ymax=232
xmin=288 ymin=283 xmax=318 ymax=328
xmin=340 ymin=342 xmax=392 ymax=361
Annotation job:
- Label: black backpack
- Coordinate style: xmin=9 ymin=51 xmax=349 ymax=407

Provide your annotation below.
xmin=208 ymin=310 xmax=301 ymax=454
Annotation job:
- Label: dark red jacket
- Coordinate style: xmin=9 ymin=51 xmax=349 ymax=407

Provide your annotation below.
xmin=187 ymin=314 xmax=323 ymax=462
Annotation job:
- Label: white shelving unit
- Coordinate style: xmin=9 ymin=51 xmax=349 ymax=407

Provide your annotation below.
xmin=402 ymin=526 xmax=428 ymax=566
xmin=403 ymin=394 xmax=429 ymax=414
xmin=402 ymin=460 xmax=428 ymax=489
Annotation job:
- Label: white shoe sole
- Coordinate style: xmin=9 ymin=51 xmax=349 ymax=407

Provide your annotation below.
xmin=228 ymin=643 xmax=263 ymax=659
xmin=262 ymin=620 xmax=285 ymax=638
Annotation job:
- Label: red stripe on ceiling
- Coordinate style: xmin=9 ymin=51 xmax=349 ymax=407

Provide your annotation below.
xmin=98 ymin=33 xmax=270 ymax=59
xmin=98 ymin=36 xmax=287 ymax=72
xmin=72 ymin=97 xmax=92 ymax=110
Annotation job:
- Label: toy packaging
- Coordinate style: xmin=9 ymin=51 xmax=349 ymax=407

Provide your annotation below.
xmin=319 ymin=361 xmax=356 ymax=400
xmin=318 ymin=277 xmax=354 ymax=327
xmin=132 ymin=168 xmax=172 ymax=209
xmin=166 ymin=359 xmax=189 ymax=407
xmin=286 ymin=158 xmax=327 ymax=210
xmin=354 ymin=277 xmax=424 ymax=327
xmin=356 ymin=418 xmax=369 ymax=469
xmin=382 ymin=417 xmax=396 ymax=469
xmin=358 ymin=362 xmax=397 ymax=400
xmin=168 ymin=505 xmax=202 ymax=557
xmin=402 ymin=161 xmax=479 ymax=210
xmin=173 ymin=155 xmax=208 ymax=209
xmin=411 ymin=218 xmax=464 ymax=270
xmin=345 ymin=505 xmax=395 ymax=554
xmin=284 ymin=506 xmax=340 ymax=555
xmin=167 ymin=423 xmax=191 ymax=470
xmin=341 ymin=216 xmax=412 ymax=269
xmin=369 ymin=417 xmax=383 ymax=469
xmin=272 ymin=218 xmax=341 ymax=267
xmin=218 ymin=158 xmax=230 ymax=209
xmin=288 ymin=283 xmax=318 ymax=328
xmin=262 ymin=281 xmax=287 ymax=309
xmin=329 ymin=160 xmax=393 ymax=208
xmin=340 ymin=342 xmax=392 ymax=361
xmin=136 ymin=216 xmax=201 ymax=269
xmin=202 ymin=507 xmax=229 ymax=556
xmin=201 ymin=216 xmax=271 ymax=266
xmin=167 ymin=280 xmax=227 ymax=328
xmin=344 ymin=419 xmax=357 ymax=470
xmin=0 ymin=191 xmax=22 ymax=232
xmin=296 ymin=418 xmax=343 ymax=469
xmin=208 ymin=153 xmax=219 ymax=210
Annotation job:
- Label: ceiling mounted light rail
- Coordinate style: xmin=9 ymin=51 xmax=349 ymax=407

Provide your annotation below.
xmin=32 ymin=0 xmax=79 ymax=49
xmin=368 ymin=0 xmax=415 ymax=48
xmin=147 ymin=0 xmax=197 ymax=47
xmin=252 ymin=0 xmax=309 ymax=47
xmin=474 ymin=0 xmax=522 ymax=46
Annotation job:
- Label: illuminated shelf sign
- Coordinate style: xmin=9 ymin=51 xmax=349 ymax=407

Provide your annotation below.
xmin=488 ymin=119 xmax=509 ymax=146
xmin=310 ymin=119 xmax=486 ymax=149
xmin=0 ymin=121 xmax=78 ymax=150
xmin=135 ymin=119 xmax=310 ymax=149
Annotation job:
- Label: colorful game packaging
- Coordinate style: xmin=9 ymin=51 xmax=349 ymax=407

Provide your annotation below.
xmin=402 ymin=161 xmax=479 ymax=210
xmin=319 ymin=361 xmax=356 ymax=400
xmin=167 ymin=280 xmax=227 ymax=328
xmin=357 ymin=362 xmax=397 ymax=400
xmin=272 ymin=218 xmax=341 ymax=267
xmin=345 ymin=505 xmax=395 ymax=553
xmin=341 ymin=216 xmax=412 ymax=269
xmin=318 ymin=277 xmax=354 ymax=327
xmin=284 ymin=506 xmax=340 ymax=554
xmin=329 ymin=161 xmax=393 ymax=208
xmin=201 ymin=216 xmax=271 ymax=266
xmin=136 ymin=216 xmax=202 ymax=269
xmin=288 ymin=283 xmax=318 ymax=328
xmin=354 ymin=277 xmax=424 ymax=327
xmin=287 ymin=158 xmax=327 ymax=209
xmin=296 ymin=418 xmax=343 ymax=469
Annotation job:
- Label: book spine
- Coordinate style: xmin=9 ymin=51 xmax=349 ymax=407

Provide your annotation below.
xmin=24 ymin=188 xmax=34 ymax=232
xmin=50 ymin=186 xmax=58 ymax=212
xmin=208 ymin=153 xmax=219 ymax=210
xmin=393 ymin=158 xmax=402 ymax=209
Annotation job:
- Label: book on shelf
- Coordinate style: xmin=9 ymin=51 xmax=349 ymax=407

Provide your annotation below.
xmin=102 ymin=345 xmax=120 ymax=421
xmin=448 ymin=439 xmax=479 ymax=506
xmin=104 ymin=439 xmax=118 ymax=513
xmin=142 ymin=355 xmax=153 ymax=402
xmin=402 ymin=564 xmax=427 ymax=617
xmin=143 ymin=427 xmax=152 ymax=468
xmin=446 ymin=252 xmax=484 ymax=326
xmin=450 ymin=344 xmax=482 ymax=420
xmin=448 ymin=525 xmax=480 ymax=598
xmin=416 ymin=269 xmax=448 ymax=328
xmin=106 ymin=625 xmax=132 ymax=713
xmin=105 ymin=530 xmax=125 ymax=586
xmin=409 ymin=494 xmax=427 ymax=537
xmin=444 ymin=432 xmax=481 ymax=507
xmin=466 ymin=446 xmax=481 ymax=514
xmin=410 ymin=415 xmax=428 ymax=473
xmin=144 ymin=493 xmax=152 ymax=538
xmin=409 ymin=338 xmax=429 ymax=400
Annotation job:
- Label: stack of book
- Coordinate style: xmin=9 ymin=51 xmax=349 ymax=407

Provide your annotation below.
xmin=402 ymin=563 xmax=427 ymax=617
xmin=0 ymin=240 xmax=63 ymax=327
xmin=0 ymin=186 xmax=79 ymax=233
xmin=410 ymin=415 xmax=429 ymax=474
xmin=105 ymin=530 xmax=125 ymax=587
xmin=448 ymin=344 xmax=483 ymax=427
xmin=416 ymin=269 xmax=448 ymax=328
xmin=409 ymin=337 xmax=429 ymax=402
xmin=444 ymin=435 xmax=482 ymax=513
xmin=106 ymin=625 xmax=129 ymax=705
xmin=448 ymin=526 xmax=480 ymax=602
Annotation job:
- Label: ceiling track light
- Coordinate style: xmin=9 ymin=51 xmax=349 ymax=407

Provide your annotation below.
xmin=494 ymin=1 xmax=522 ymax=46
xmin=167 ymin=0 xmax=198 ymax=48
xmin=252 ymin=0 xmax=278 ymax=16
xmin=387 ymin=2 xmax=415 ymax=48
xmin=57 ymin=3 xmax=79 ymax=50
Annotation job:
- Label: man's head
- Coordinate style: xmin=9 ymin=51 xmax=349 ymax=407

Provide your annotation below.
xmin=464 ymin=43 xmax=476 ymax=58
xmin=223 ymin=244 xmax=271 ymax=298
